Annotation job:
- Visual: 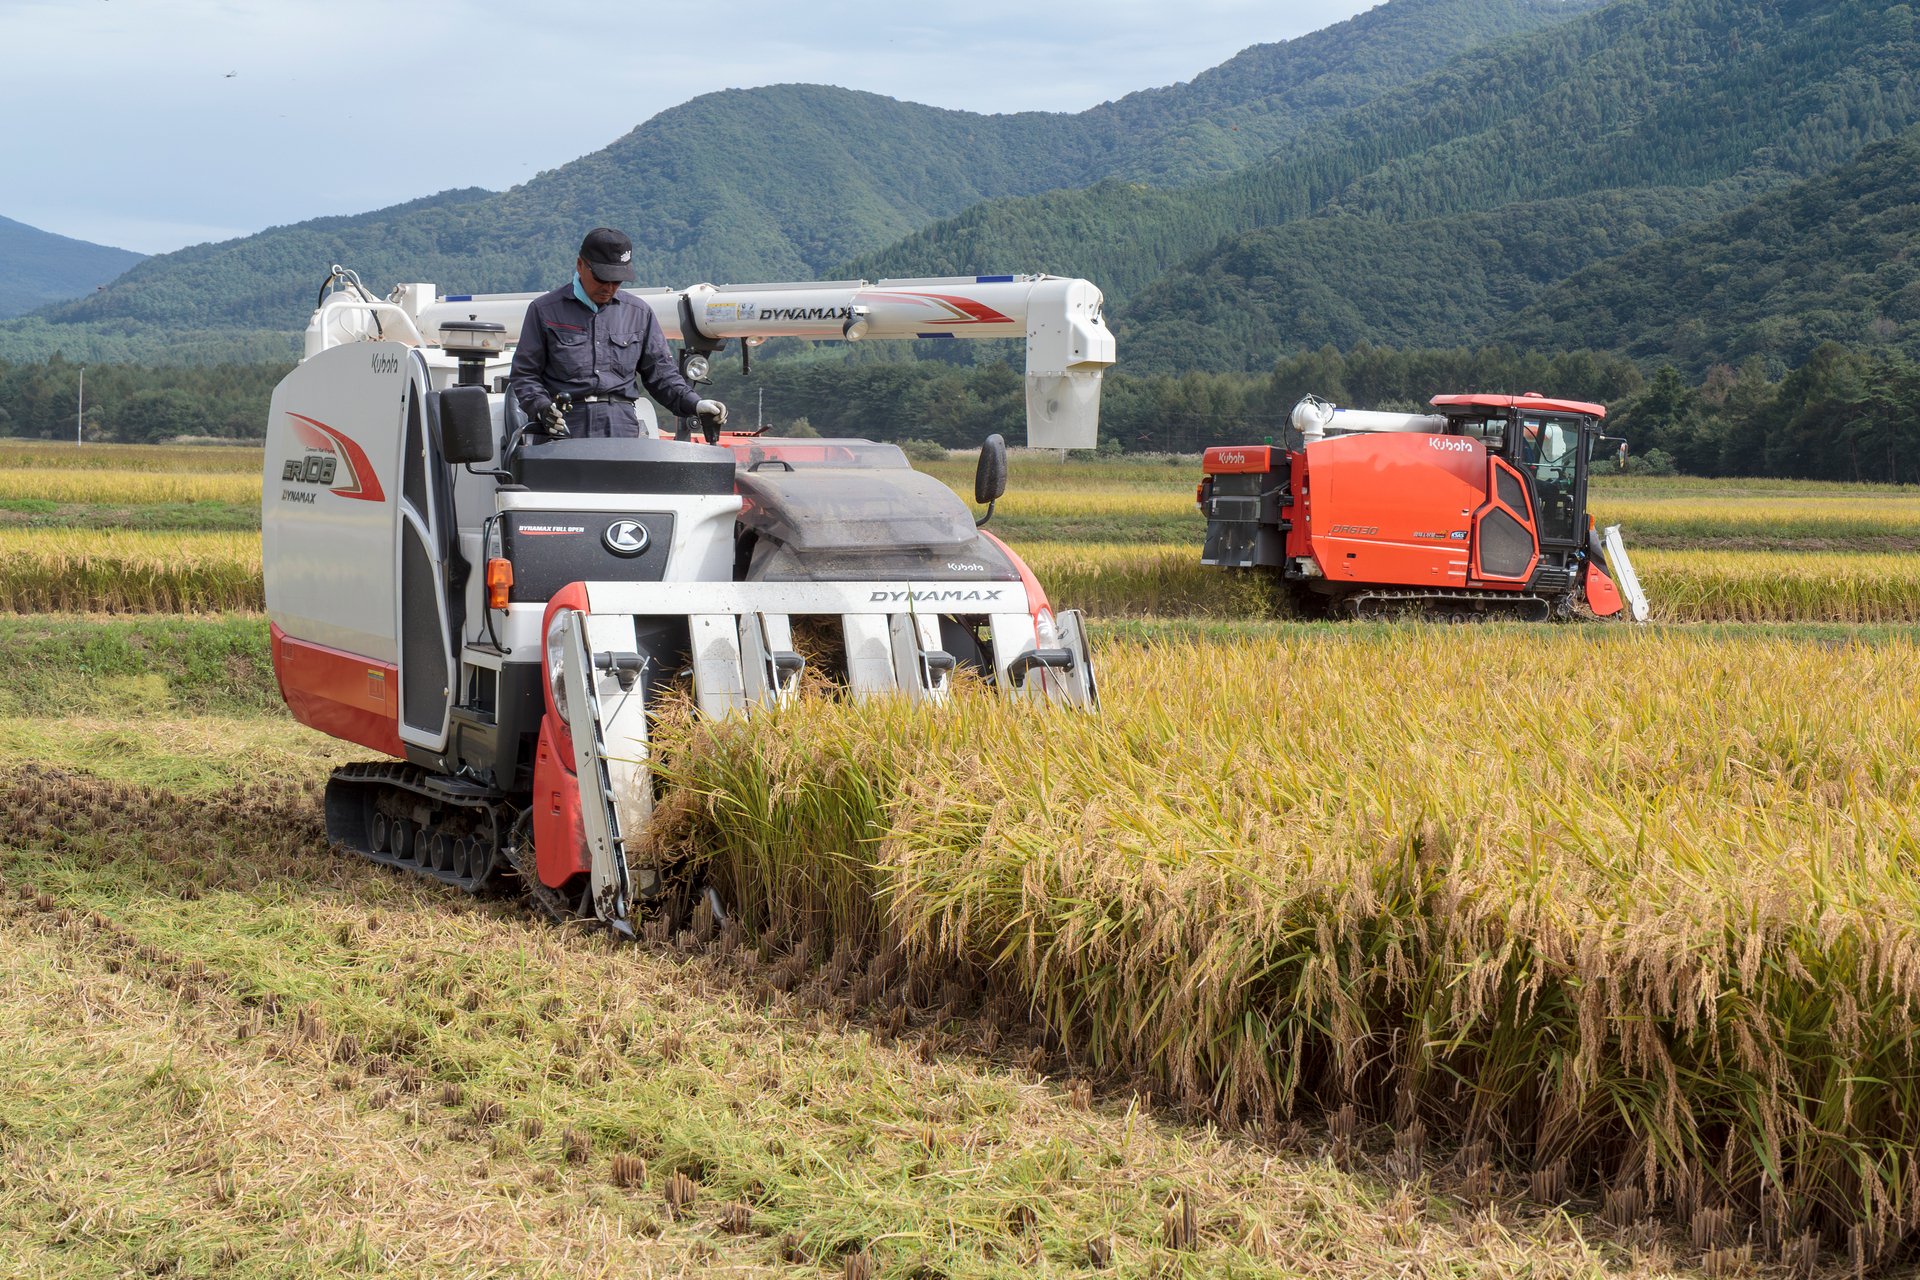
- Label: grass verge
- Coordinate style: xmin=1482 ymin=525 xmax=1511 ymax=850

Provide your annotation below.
xmin=0 ymin=613 xmax=279 ymax=716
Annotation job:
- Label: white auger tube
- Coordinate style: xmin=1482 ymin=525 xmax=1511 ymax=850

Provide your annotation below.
xmin=313 ymin=273 xmax=1117 ymax=450
xmin=1291 ymin=396 xmax=1446 ymax=442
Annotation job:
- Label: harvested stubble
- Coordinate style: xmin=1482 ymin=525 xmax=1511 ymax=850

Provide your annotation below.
xmin=0 ymin=530 xmax=261 ymax=612
xmin=0 ymin=761 xmax=1617 ymax=1277
xmin=0 ymin=469 xmax=260 ymax=505
xmin=652 ymin=628 xmax=1920 ymax=1257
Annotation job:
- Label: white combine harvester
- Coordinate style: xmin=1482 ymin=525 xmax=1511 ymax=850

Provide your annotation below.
xmin=266 ymin=268 xmax=1112 ymax=933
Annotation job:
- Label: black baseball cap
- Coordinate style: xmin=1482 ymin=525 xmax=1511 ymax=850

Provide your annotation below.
xmin=579 ymin=227 xmax=636 ymax=282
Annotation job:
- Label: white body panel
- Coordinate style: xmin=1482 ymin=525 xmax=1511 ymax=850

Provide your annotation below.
xmin=263 ymin=341 xmax=412 ymax=661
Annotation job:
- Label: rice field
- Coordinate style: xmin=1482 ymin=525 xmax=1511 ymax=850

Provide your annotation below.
xmin=1021 ymin=543 xmax=1920 ymax=623
xmin=0 ymin=659 xmax=1627 ymax=1279
xmin=652 ymin=627 xmax=1920 ymax=1265
xmin=0 ymin=529 xmax=261 ymax=612
xmin=0 ymin=468 xmax=260 ymax=506
xmin=0 ymin=439 xmax=263 ymax=473
xmin=5 ymin=527 xmax=1920 ymax=624
xmin=7 ymin=447 xmax=1920 ymax=551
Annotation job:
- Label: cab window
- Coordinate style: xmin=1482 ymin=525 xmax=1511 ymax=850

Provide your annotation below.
xmin=1519 ymin=415 xmax=1582 ymax=541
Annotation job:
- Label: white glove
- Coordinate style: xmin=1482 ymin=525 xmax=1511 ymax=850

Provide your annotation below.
xmin=695 ymin=399 xmax=728 ymax=426
xmin=539 ymin=402 xmax=569 ymax=436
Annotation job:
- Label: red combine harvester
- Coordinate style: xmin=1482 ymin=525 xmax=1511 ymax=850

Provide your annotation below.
xmin=1197 ymin=392 xmax=1650 ymax=621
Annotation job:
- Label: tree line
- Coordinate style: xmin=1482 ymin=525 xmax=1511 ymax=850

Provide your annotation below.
xmin=2 ymin=337 xmax=1907 ymax=482
xmin=705 ymin=341 xmax=1648 ymax=455
xmin=0 ymin=354 xmax=289 ymax=443
xmin=1613 ymin=344 xmax=1920 ymax=482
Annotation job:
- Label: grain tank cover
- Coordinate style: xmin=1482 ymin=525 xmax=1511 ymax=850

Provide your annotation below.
xmin=734 ymin=440 xmax=977 ymax=551
xmin=511 ymin=437 xmax=736 ymax=495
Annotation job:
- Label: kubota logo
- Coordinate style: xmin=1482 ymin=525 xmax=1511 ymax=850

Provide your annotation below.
xmin=283 ymin=413 xmax=386 ymax=502
xmin=1428 ymin=437 xmax=1474 ymax=453
xmin=1218 ymin=452 xmax=1246 ymax=464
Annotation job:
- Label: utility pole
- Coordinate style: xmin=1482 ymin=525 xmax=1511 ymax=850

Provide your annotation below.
xmin=76 ymin=367 xmax=84 ymax=446
xmin=757 ymin=387 xmax=763 ymax=431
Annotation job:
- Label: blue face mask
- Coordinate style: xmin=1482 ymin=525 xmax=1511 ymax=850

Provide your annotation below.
xmin=572 ymin=272 xmax=598 ymax=313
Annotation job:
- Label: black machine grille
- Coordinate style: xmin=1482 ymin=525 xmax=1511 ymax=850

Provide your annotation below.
xmin=400 ymin=523 xmax=448 ymax=732
xmin=1531 ymin=564 xmax=1574 ymax=591
xmin=1494 ymin=465 xmax=1528 ymax=516
xmin=403 ymin=387 xmax=429 ymax=517
xmin=1479 ymin=507 xmax=1533 ymax=577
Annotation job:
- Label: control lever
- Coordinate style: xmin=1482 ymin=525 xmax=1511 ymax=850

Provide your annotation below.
xmin=592 ymin=650 xmax=646 ymax=691
xmin=1007 ymin=648 xmax=1074 ymax=681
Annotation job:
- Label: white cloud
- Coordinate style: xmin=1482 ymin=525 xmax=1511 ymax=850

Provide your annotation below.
xmin=0 ymin=0 xmax=1374 ymax=254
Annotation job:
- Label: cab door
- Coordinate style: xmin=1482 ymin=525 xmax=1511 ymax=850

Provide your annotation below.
xmin=395 ymin=355 xmax=458 ymax=753
xmin=1470 ymin=454 xmax=1539 ymax=584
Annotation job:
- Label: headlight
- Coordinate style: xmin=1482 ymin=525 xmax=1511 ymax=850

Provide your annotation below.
xmin=1034 ymin=606 xmax=1059 ymax=648
xmin=546 ymin=610 xmax=571 ymax=723
xmin=685 ymin=354 xmax=710 ymax=382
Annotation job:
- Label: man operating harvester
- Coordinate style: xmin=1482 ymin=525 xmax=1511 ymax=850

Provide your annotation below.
xmin=509 ymin=227 xmax=727 ymax=439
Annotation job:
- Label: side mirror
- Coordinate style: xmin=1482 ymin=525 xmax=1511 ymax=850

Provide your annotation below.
xmin=974 ymin=434 xmax=1008 ymax=505
xmin=1591 ymin=434 xmax=1627 ymax=463
xmin=440 ymin=386 xmax=494 ymax=465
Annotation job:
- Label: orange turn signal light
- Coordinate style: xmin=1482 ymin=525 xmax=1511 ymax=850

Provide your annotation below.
xmin=486 ymin=558 xmax=513 ymax=610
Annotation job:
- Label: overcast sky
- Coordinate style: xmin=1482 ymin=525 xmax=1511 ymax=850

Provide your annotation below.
xmin=2 ymin=0 xmax=1374 ymax=256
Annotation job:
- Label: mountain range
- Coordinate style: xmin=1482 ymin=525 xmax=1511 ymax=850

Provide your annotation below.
xmin=1 ymin=0 xmax=1599 ymax=359
xmin=0 ymin=217 xmax=145 ymax=320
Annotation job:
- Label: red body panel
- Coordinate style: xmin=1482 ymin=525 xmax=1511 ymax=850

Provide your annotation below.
xmin=530 ymin=715 xmax=589 ymax=889
xmin=1430 ymin=392 xmax=1606 ymax=419
xmin=1297 ymin=434 xmax=1485 ymax=590
xmin=978 ymin=528 xmax=1050 ymax=614
xmin=270 ymin=623 xmax=402 ymax=757
xmin=1202 ymin=445 xmax=1273 ymax=474
xmin=1469 ymin=456 xmax=1541 ymax=587
xmin=1585 ymin=563 xmax=1623 ymax=616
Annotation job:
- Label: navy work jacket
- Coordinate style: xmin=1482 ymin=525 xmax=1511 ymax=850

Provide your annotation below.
xmin=509 ymin=286 xmax=701 ymax=438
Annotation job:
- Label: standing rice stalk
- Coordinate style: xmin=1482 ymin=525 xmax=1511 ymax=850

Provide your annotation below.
xmin=653 ymin=629 xmax=1920 ymax=1254
xmin=0 ymin=531 xmax=262 ymax=612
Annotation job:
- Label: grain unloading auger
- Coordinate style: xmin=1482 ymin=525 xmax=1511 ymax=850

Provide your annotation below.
xmin=266 ymin=268 xmax=1111 ymax=934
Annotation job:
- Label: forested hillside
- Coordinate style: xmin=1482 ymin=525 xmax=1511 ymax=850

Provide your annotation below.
xmin=0 ymin=218 xmax=145 ymax=320
xmin=6 ymin=0 xmax=1591 ymax=358
xmin=1113 ymin=181 xmax=1762 ymax=372
xmin=1501 ymin=122 xmax=1920 ymax=375
xmin=851 ymin=0 xmax=1920 ymax=325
